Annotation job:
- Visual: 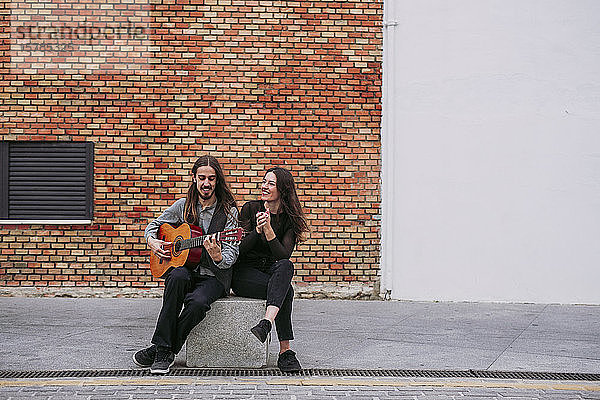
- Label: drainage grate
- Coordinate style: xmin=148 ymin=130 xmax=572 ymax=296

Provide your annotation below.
xmin=0 ymin=369 xmax=598 ymax=381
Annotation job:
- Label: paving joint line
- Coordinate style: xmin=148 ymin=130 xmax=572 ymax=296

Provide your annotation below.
xmin=487 ymin=303 xmax=549 ymax=370
xmin=1 ymin=376 xmax=600 ymax=392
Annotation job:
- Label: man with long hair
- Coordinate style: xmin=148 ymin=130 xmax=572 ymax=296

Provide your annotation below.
xmin=133 ymin=155 xmax=239 ymax=374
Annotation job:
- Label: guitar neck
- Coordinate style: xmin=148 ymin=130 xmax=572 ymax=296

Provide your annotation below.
xmin=179 ymin=232 xmax=221 ymax=251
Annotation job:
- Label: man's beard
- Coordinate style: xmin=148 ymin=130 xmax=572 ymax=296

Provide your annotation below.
xmin=199 ymin=185 xmax=214 ymax=200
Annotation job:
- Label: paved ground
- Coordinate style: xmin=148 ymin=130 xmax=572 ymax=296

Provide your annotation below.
xmin=0 ymin=297 xmax=599 ymax=399
xmin=1 ymin=298 xmax=599 ymax=372
xmin=1 ymin=376 xmax=599 ymax=399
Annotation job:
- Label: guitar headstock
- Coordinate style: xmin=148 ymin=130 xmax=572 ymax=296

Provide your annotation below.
xmin=219 ymin=227 xmax=246 ymax=245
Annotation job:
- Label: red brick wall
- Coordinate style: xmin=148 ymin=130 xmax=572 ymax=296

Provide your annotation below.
xmin=0 ymin=1 xmax=382 ymax=294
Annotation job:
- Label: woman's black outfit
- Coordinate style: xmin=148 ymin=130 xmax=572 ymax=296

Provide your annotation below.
xmin=231 ymin=200 xmax=296 ymax=341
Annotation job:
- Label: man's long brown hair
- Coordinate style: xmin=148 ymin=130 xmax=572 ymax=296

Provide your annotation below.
xmin=184 ymin=155 xmax=237 ymax=226
xmin=266 ymin=167 xmax=309 ymax=243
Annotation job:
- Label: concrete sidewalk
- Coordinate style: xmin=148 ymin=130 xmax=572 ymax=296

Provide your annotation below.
xmin=0 ymin=297 xmax=599 ymax=373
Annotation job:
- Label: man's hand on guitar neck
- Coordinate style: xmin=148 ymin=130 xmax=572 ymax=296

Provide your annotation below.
xmin=148 ymin=237 xmax=172 ymax=260
xmin=203 ymin=234 xmax=223 ymax=264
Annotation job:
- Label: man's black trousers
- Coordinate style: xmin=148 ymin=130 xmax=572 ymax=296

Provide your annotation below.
xmin=152 ymin=266 xmax=224 ymax=354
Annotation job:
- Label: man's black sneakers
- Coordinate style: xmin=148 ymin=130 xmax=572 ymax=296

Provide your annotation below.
xmin=132 ymin=345 xmax=156 ymax=368
xmin=150 ymin=346 xmax=175 ymax=375
xmin=277 ymin=349 xmax=301 ymax=373
xmin=250 ymin=319 xmax=272 ymax=343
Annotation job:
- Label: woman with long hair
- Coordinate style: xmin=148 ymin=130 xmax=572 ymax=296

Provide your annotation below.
xmin=231 ymin=166 xmax=308 ymax=372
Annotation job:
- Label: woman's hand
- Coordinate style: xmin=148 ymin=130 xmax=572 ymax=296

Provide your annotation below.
xmin=148 ymin=237 xmax=171 ymax=260
xmin=258 ymin=203 xmax=276 ymax=241
xmin=256 ymin=206 xmax=271 ymax=234
xmin=256 ymin=211 xmax=265 ymax=234
xmin=204 ymin=234 xmax=223 ymax=263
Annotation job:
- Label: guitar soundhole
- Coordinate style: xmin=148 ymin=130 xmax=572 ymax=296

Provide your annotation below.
xmin=172 ymin=236 xmax=183 ymax=256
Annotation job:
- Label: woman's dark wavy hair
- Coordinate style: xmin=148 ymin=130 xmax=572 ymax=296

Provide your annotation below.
xmin=265 ymin=167 xmax=309 ymax=243
xmin=184 ymin=155 xmax=237 ymax=225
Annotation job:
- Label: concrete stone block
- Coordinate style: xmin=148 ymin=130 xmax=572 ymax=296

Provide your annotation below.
xmin=186 ymin=296 xmax=270 ymax=368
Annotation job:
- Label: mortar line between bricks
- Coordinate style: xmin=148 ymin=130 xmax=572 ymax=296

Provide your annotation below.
xmin=0 ymin=377 xmax=599 ymax=392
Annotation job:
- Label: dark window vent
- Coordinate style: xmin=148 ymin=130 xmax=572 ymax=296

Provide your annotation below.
xmin=0 ymin=141 xmax=93 ymax=220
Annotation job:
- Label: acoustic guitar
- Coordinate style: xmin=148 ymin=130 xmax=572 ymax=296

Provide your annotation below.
xmin=149 ymin=222 xmax=245 ymax=278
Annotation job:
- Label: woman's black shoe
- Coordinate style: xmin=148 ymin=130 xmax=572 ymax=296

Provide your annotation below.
xmin=250 ymin=319 xmax=271 ymax=343
xmin=277 ymin=349 xmax=301 ymax=373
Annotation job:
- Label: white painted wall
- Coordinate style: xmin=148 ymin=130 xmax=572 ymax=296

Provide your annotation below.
xmin=381 ymin=0 xmax=600 ymax=303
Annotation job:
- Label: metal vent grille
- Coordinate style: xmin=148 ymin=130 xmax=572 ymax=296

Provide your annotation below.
xmin=0 ymin=369 xmax=598 ymax=381
xmin=5 ymin=141 xmax=93 ymax=219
